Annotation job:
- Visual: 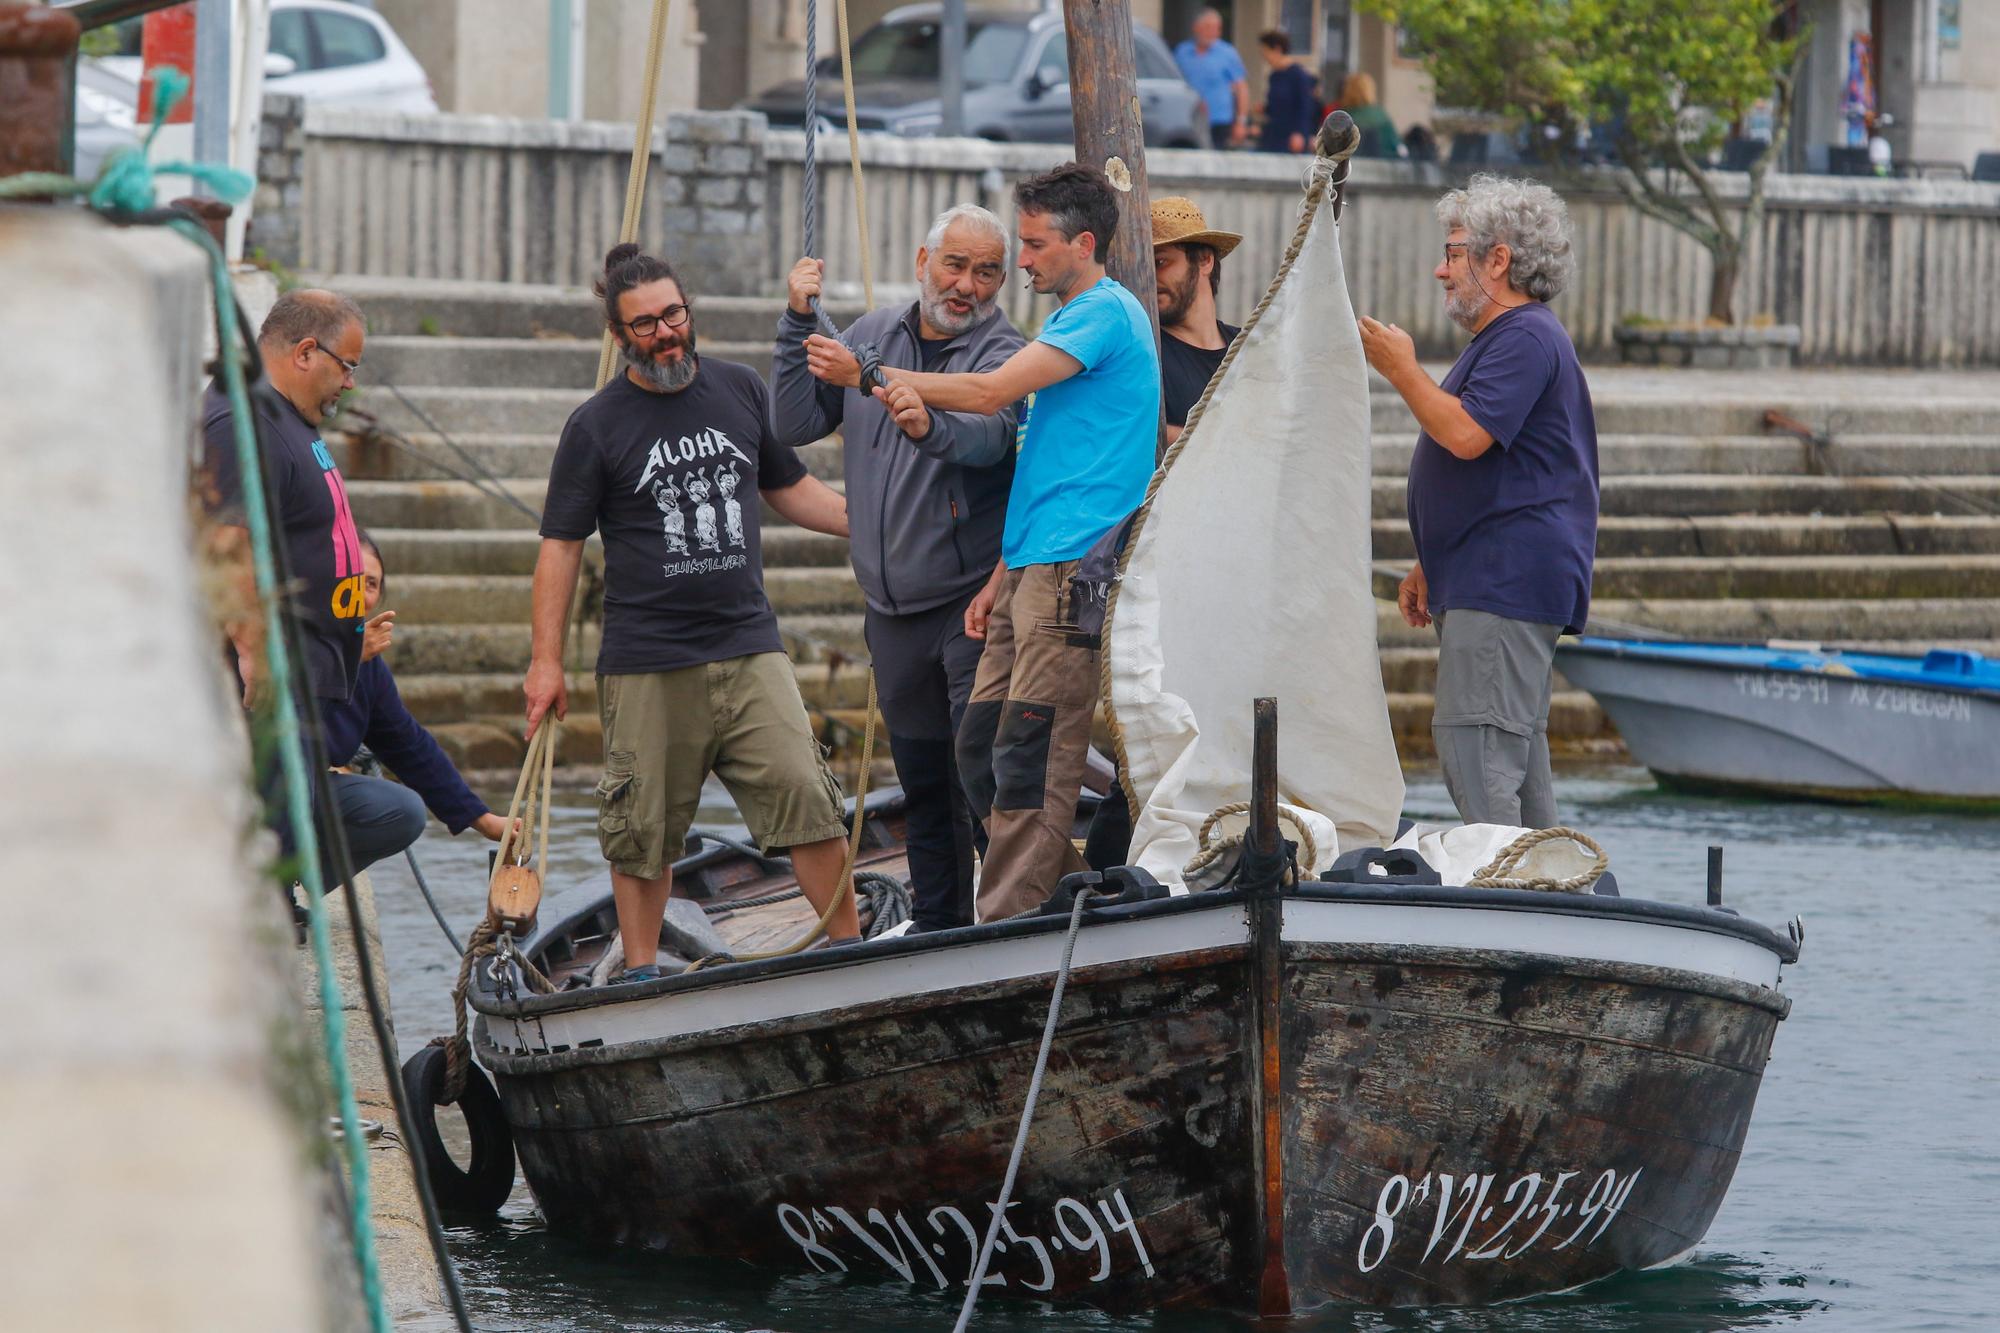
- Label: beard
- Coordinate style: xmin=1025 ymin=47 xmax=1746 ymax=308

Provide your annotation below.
xmin=919 ymin=275 xmax=993 ymax=336
xmin=1443 ymin=283 xmax=1489 ymax=332
xmin=1157 ymin=263 xmax=1200 ymax=330
xmin=621 ymin=327 xmax=699 ymax=392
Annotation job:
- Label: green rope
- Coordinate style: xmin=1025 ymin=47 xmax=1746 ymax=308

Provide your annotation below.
xmin=2 ymin=63 xmax=391 ymax=1333
xmin=186 ymin=213 xmax=388 ymax=1333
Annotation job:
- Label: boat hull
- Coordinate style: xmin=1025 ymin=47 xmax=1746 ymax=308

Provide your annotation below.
xmin=1557 ymin=643 xmax=2000 ymax=806
xmin=476 ymin=888 xmax=1794 ymax=1313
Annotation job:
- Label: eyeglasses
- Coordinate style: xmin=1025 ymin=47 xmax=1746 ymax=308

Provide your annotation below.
xmin=1441 ymin=241 xmax=1470 ymax=265
xmin=314 ymin=344 xmax=361 ymax=379
xmin=621 ymin=303 xmax=694 ymax=337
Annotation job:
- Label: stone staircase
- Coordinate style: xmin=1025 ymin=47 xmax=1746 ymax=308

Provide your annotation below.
xmin=327 ymin=275 xmax=2000 ymax=771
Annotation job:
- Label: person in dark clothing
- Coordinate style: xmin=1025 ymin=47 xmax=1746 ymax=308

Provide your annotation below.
xmin=320 ymin=533 xmax=514 ymax=874
xmin=1256 ymin=30 xmax=1320 ymax=153
xmin=773 ymin=203 xmax=1025 ymax=932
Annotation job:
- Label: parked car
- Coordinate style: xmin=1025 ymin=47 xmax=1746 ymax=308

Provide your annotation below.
xmin=742 ymin=3 xmax=1209 ymax=149
xmin=73 ymin=57 xmax=142 ymax=183
xmin=96 ymin=0 xmax=436 ymax=114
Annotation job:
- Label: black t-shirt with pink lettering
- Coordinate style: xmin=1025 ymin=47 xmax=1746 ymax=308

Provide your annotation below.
xmin=541 ymin=358 xmax=809 ymax=675
xmin=199 ymin=379 xmax=368 ymax=701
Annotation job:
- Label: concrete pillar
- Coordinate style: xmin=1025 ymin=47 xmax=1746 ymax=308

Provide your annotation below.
xmin=0 ymin=209 xmax=335 ymax=1330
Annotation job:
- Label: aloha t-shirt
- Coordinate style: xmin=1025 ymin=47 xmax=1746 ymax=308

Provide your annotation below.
xmin=198 ymin=379 xmax=367 ymax=701
xmin=1006 ymin=277 xmax=1161 ymax=567
xmin=541 ymin=358 xmax=808 ymax=675
xmin=1406 ymin=301 xmax=1600 ymax=633
xmin=1160 ymin=321 xmax=1239 ymax=427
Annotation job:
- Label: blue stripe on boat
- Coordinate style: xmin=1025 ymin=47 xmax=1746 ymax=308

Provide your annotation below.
xmin=1567 ymin=637 xmax=2000 ymax=697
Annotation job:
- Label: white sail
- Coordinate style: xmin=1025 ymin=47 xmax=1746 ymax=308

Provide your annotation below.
xmin=1107 ymin=162 xmax=1404 ymax=885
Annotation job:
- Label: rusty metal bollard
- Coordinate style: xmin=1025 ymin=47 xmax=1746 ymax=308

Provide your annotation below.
xmin=0 ymin=3 xmax=82 ymax=189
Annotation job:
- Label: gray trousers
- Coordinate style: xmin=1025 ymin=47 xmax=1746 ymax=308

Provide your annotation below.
xmin=1432 ymin=609 xmax=1561 ymax=828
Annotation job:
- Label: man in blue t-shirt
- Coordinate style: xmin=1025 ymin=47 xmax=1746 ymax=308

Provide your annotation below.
xmin=808 ymin=163 xmax=1160 ymax=919
xmin=1358 ymin=175 xmax=1599 ymax=829
xmin=1175 ymin=8 xmax=1250 ymax=146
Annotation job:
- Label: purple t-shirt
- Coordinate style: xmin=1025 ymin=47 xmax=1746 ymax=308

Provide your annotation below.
xmin=1406 ymin=301 xmax=1599 ymax=633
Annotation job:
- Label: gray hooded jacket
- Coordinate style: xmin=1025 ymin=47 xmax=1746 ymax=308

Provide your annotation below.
xmin=771 ymin=301 xmax=1025 ymax=616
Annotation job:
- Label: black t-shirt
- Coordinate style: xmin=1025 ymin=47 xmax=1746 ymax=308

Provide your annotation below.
xmin=917 ymin=335 xmax=955 ymax=370
xmin=1160 ymin=322 xmax=1240 ymax=427
xmin=541 ymin=359 xmax=809 ymax=675
xmin=199 ymin=379 xmax=367 ymax=701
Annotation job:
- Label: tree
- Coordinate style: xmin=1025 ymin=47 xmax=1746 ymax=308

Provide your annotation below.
xmin=1361 ymin=0 xmax=1804 ymax=323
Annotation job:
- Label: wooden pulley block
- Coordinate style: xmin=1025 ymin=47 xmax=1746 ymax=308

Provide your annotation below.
xmin=488 ymin=861 xmax=543 ymax=936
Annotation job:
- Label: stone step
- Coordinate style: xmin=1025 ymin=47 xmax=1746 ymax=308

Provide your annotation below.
xmin=392 ymin=613 xmax=867 ymax=677
xmin=367 ymin=525 xmax=851 ymax=576
xmin=331 ymin=429 xmax=844 ymax=484
xmin=329 ymin=273 xmax=868 ymax=344
xmin=363 ymin=334 xmax=779 ymax=391
xmin=346 ymin=471 xmax=2000 ymax=531
xmin=1371 ymin=554 xmax=2000 ymax=602
xmin=346 ymin=476 xmax=846 ymax=530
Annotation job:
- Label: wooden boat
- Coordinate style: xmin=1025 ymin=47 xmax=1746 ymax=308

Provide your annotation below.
xmin=467 ymin=782 xmax=1802 ymax=1313
xmin=1557 ymin=636 xmax=2000 ymax=808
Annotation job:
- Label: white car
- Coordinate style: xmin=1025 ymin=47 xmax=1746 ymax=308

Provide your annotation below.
xmin=98 ymin=0 xmax=436 ymax=114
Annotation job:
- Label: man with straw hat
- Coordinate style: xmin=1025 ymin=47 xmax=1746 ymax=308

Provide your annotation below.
xmin=1150 ymin=196 xmax=1244 ymax=444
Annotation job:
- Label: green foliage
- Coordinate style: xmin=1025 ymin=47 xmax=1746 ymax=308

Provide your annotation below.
xmin=417 ymin=315 xmax=443 ymax=338
xmin=1357 ymin=0 xmax=1804 ymax=321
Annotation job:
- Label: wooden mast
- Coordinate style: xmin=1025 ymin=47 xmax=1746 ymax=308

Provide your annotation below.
xmin=1062 ymin=0 xmax=1162 ymax=355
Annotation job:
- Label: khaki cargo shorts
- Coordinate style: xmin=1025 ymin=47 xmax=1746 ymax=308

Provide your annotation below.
xmin=595 ymin=652 xmax=848 ymax=879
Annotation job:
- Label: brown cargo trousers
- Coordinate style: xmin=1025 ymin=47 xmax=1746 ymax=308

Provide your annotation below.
xmin=955 ymin=559 xmax=1097 ymax=921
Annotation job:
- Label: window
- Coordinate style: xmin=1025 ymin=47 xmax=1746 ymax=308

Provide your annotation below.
xmin=1035 ymin=32 xmax=1069 ymax=83
xmin=1137 ymin=39 xmax=1180 ymax=82
xmin=312 ymin=11 xmax=387 ymax=70
xmin=268 ymin=9 xmax=314 ymax=72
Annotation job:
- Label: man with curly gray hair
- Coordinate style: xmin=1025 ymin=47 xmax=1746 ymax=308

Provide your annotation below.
xmin=1358 ymin=174 xmax=1599 ymax=828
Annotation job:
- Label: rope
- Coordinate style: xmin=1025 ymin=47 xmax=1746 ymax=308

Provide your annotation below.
xmin=1098 ymin=127 xmax=1359 ymax=826
xmin=1182 ymin=801 xmax=1319 ymax=881
xmin=594 ymin=0 xmax=676 ymax=389
xmin=1468 ymin=826 xmax=1609 ymax=894
xmin=832 ymin=0 xmax=876 ymax=304
xmin=0 ymin=68 xmax=253 ymax=210
xmin=951 ymin=886 xmax=1097 ymax=1333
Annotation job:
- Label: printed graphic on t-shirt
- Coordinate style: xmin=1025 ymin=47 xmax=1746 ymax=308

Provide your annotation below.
xmin=632 ymin=428 xmax=753 ymax=578
xmin=312 ymin=437 xmax=367 ymax=623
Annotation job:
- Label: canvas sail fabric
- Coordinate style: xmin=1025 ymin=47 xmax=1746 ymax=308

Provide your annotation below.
xmin=1106 ymin=164 xmax=1404 ymax=886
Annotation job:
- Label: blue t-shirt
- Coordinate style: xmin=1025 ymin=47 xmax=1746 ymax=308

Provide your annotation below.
xmin=1406 ymin=301 xmax=1599 ymax=633
xmin=1004 ymin=278 xmax=1160 ymax=567
xmin=1173 ymin=39 xmax=1247 ymax=127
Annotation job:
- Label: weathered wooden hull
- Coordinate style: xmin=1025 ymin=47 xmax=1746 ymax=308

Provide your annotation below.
xmin=474 ymin=886 xmax=1798 ymax=1313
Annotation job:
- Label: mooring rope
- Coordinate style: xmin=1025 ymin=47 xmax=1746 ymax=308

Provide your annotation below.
xmin=951 ymin=887 xmax=1098 ymax=1333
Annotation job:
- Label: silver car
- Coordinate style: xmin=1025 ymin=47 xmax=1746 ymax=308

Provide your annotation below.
xmin=743 ymin=3 xmax=1210 ymax=149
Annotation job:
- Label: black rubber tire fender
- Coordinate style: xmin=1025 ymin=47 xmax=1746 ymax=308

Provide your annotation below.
xmin=399 ymin=1042 xmax=516 ymax=1214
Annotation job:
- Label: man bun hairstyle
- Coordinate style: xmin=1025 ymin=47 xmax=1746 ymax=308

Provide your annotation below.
xmin=595 ymin=243 xmax=684 ymax=327
xmin=1013 ymin=162 xmax=1120 ymax=264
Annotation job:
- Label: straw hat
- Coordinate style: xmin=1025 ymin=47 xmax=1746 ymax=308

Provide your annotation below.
xmin=1150 ymin=196 xmax=1242 ymax=256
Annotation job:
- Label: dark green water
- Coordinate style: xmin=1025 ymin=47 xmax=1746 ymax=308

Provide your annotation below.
xmin=370 ymin=766 xmax=2000 ymax=1331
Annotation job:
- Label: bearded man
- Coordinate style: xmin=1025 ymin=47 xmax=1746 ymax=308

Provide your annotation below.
xmin=772 ymin=203 xmax=1025 ymax=932
xmin=526 ymin=244 xmax=858 ymax=982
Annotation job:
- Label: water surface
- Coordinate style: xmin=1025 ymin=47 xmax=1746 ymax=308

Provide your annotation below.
xmin=370 ymin=766 xmax=2000 ymax=1331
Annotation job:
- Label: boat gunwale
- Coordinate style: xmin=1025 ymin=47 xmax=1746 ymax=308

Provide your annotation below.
xmin=1558 ymin=636 xmax=2000 ymax=699
xmin=478 ymin=881 xmax=1795 ymax=1024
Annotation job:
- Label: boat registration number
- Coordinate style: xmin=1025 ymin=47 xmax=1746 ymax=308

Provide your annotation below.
xmin=1356 ymin=1167 xmax=1642 ymax=1272
xmin=1734 ymin=671 xmax=1974 ymax=722
xmin=776 ymin=1189 xmax=1155 ymax=1290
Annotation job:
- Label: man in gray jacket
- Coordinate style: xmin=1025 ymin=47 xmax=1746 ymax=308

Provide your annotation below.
xmin=772 ymin=203 xmax=1025 ymax=931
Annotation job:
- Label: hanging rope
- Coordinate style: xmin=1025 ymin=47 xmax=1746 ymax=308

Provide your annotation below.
xmin=593 ymin=0 xmax=676 ymax=390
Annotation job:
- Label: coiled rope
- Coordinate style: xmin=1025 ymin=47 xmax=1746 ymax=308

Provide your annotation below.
xmin=1182 ymin=801 xmax=1319 ymax=882
xmin=1468 ymin=826 xmax=1609 ymax=894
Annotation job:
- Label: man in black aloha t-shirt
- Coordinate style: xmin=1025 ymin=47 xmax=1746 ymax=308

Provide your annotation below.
xmin=199 ymin=288 xmax=374 ymax=709
xmin=524 ymin=245 xmax=859 ymax=982
xmin=1151 ymin=196 xmax=1244 ymax=444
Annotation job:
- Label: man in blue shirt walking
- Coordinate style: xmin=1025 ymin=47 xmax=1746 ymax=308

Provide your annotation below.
xmin=807 ymin=163 xmax=1160 ymax=919
xmin=1358 ymin=175 xmax=1599 ymax=828
xmin=1175 ymin=8 xmax=1250 ymax=147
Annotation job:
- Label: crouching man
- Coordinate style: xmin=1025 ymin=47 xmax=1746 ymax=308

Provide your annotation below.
xmin=525 ymin=245 xmax=860 ymax=982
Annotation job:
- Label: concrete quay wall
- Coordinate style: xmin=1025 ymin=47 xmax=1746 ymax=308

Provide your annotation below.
xmin=287 ymin=106 xmax=2000 ymax=367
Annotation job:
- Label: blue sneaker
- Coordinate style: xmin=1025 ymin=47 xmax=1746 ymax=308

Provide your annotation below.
xmin=615 ymin=964 xmax=663 ymax=984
